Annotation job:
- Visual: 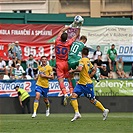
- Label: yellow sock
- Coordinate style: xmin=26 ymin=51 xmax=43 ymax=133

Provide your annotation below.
xmin=71 ymin=98 xmax=79 ymax=113
xmin=95 ymin=100 xmax=105 ymax=112
xmin=34 ymin=100 xmax=39 ymax=113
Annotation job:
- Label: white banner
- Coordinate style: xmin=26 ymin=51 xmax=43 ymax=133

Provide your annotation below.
xmin=81 ymin=26 xmax=133 ymax=62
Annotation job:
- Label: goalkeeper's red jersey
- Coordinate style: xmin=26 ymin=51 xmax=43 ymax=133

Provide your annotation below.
xmin=55 ymin=35 xmax=75 ymax=62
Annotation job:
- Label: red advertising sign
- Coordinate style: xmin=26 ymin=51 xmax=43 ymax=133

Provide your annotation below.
xmin=0 ymin=24 xmax=64 ymax=60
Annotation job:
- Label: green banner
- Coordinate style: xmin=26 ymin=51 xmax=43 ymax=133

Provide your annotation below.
xmin=93 ymin=79 xmax=133 ymax=96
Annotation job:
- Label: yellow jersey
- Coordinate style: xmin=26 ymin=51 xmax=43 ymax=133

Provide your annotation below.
xmin=78 ymin=57 xmax=93 ymax=85
xmin=36 ymin=65 xmax=53 ymax=88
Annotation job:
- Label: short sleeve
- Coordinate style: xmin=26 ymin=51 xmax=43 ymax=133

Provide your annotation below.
xmin=49 ymin=66 xmax=53 ymax=75
xmin=79 ymin=59 xmax=84 ymax=67
xmin=93 ymin=51 xmax=96 ymax=55
xmin=107 ymin=49 xmax=110 ymax=54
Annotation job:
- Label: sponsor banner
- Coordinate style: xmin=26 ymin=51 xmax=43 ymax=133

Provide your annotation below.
xmin=81 ymin=26 xmax=133 ymax=62
xmin=0 ymin=24 xmax=64 ymax=60
xmin=0 ymin=24 xmax=64 ymax=43
xmin=94 ymin=79 xmax=133 ymax=96
xmin=0 ymin=79 xmax=69 ymax=97
xmin=0 ymin=79 xmax=133 ymax=97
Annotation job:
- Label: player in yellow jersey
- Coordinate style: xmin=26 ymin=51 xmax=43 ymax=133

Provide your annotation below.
xmin=32 ymin=56 xmax=54 ymax=118
xmin=69 ymin=47 xmax=109 ymax=122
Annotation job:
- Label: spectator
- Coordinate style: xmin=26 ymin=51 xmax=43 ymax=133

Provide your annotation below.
xmin=26 ymin=54 xmax=39 ymax=78
xmin=107 ymin=44 xmax=117 ymax=71
xmin=100 ymin=64 xmax=113 ymax=79
xmin=11 ymin=63 xmax=25 ymax=79
xmin=129 ymin=63 xmax=133 ymax=78
xmin=12 ymin=41 xmax=22 ymax=61
xmin=93 ymin=45 xmax=102 ymax=61
xmin=93 ymin=63 xmax=101 ymax=81
xmin=7 ymin=56 xmax=18 ymax=76
xmin=116 ymin=57 xmax=128 ymax=78
xmin=0 ymin=57 xmax=8 ymax=75
xmin=49 ymin=55 xmax=56 ymax=78
xmin=14 ymin=86 xmax=31 ymax=114
xmin=93 ymin=55 xmax=103 ymax=70
xmin=8 ymin=43 xmax=15 ymax=58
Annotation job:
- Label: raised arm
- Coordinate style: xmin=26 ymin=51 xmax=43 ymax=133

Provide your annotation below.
xmin=72 ymin=28 xmax=80 ymax=41
xmin=58 ymin=26 xmax=70 ymax=37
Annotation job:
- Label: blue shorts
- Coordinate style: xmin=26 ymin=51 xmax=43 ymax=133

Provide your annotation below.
xmin=35 ymin=85 xmax=49 ymax=98
xmin=73 ymin=83 xmax=95 ymax=100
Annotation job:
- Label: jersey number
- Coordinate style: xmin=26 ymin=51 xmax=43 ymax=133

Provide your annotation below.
xmin=71 ymin=44 xmax=79 ymax=53
xmin=56 ymin=47 xmax=68 ymax=55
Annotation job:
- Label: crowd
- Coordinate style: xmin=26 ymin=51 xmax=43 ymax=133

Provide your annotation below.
xmin=0 ymin=41 xmax=133 ymax=80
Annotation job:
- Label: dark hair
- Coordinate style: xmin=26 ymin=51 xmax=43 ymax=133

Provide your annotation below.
xmin=112 ymin=44 xmax=115 ymax=46
xmin=61 ymin=32 xmax=68 ymax=42
xmin=82 ymin=47 xmax=89 ymax=56
xmin=80 ymin=35 xmax=87 ymax=41
xmin=41 ymin=56 xmax=47 ymax=59
xmin=97 ymin=45 xmax=100 ymax=48
xmin=29 ymin=54 xmax=33 ymax=57
xmin=14 ymin=86 xmax=19 ymax=89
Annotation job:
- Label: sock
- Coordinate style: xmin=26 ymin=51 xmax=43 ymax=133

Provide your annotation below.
xmin=71 ymin=78 xmax=76 ymax=88
xmin=71 ymin=98 xmax=79 ymax=113
xmin=68 ymin=80 xmax=74 ymax=95
xmin=45 ymin=100 xmax=50 ymax=110
xmin=94 ymin=100 xmax=105 ymax=112
xmin=62 ymin=88 xmax=67 ymax=95
xmin=33 ymin=100 xmax=39 ymax=113
xmin=59 ymin=82 xmax=66 ymax=95
xmin=69 ymin=88 xmax=73 ymax=95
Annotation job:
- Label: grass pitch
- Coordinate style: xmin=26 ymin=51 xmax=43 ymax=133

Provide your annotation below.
xmin=0 ymin=113 xmax=132 ymax=133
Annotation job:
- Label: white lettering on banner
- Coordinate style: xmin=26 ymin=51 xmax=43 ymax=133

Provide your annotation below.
xmin=11 ymin=29 xmax=31 ymax=35
xmin=24 ymin=46 xmax=45 ymax=57
xmin=95 ymin=80 xmax=124 ymax=89
xmin=0 ymin=29 xmax=52 ymax=36
xmin=126 ymin=81 xmax=133 ymax=87
xmin=35 ymin=30 xmax=52 ymax=36
xmin=119 ymin=89 xmax=133 ymax=93
xmin=0 ymin=30 xmax=10 ymax=35
xmin=0 ymin=45 xmax=4 ymax=50
xmin=95 ymin=80 xmax=133 ymax=89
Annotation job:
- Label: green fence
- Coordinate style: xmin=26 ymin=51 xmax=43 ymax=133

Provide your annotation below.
xmin=0 ymin=12 xmax=133 ymax=26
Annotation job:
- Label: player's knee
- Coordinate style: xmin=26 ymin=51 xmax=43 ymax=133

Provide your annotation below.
xmin=90 ymin=99 xmax=97 ymax=104
xmin=35 ymin=97 xmax=40 ymax=101
xmin=44 ymin=98 xmax=48 ymax=103
xmin=71 ymin=93 xmax=78 ymax=98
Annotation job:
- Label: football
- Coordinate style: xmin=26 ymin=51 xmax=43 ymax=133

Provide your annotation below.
xmin=74 ymin=15 xmax=84 ymax=24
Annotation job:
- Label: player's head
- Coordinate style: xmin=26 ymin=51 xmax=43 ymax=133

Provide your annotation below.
xmin=61 ymin=32 xmax=68 ymax=42
xmin=80 ymin=35 xmax=87 ymax=44
xmin=41 ymin=56 xmax=47 ymax=65
xmin=82 ymin=47 xmax=89 ymax=56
